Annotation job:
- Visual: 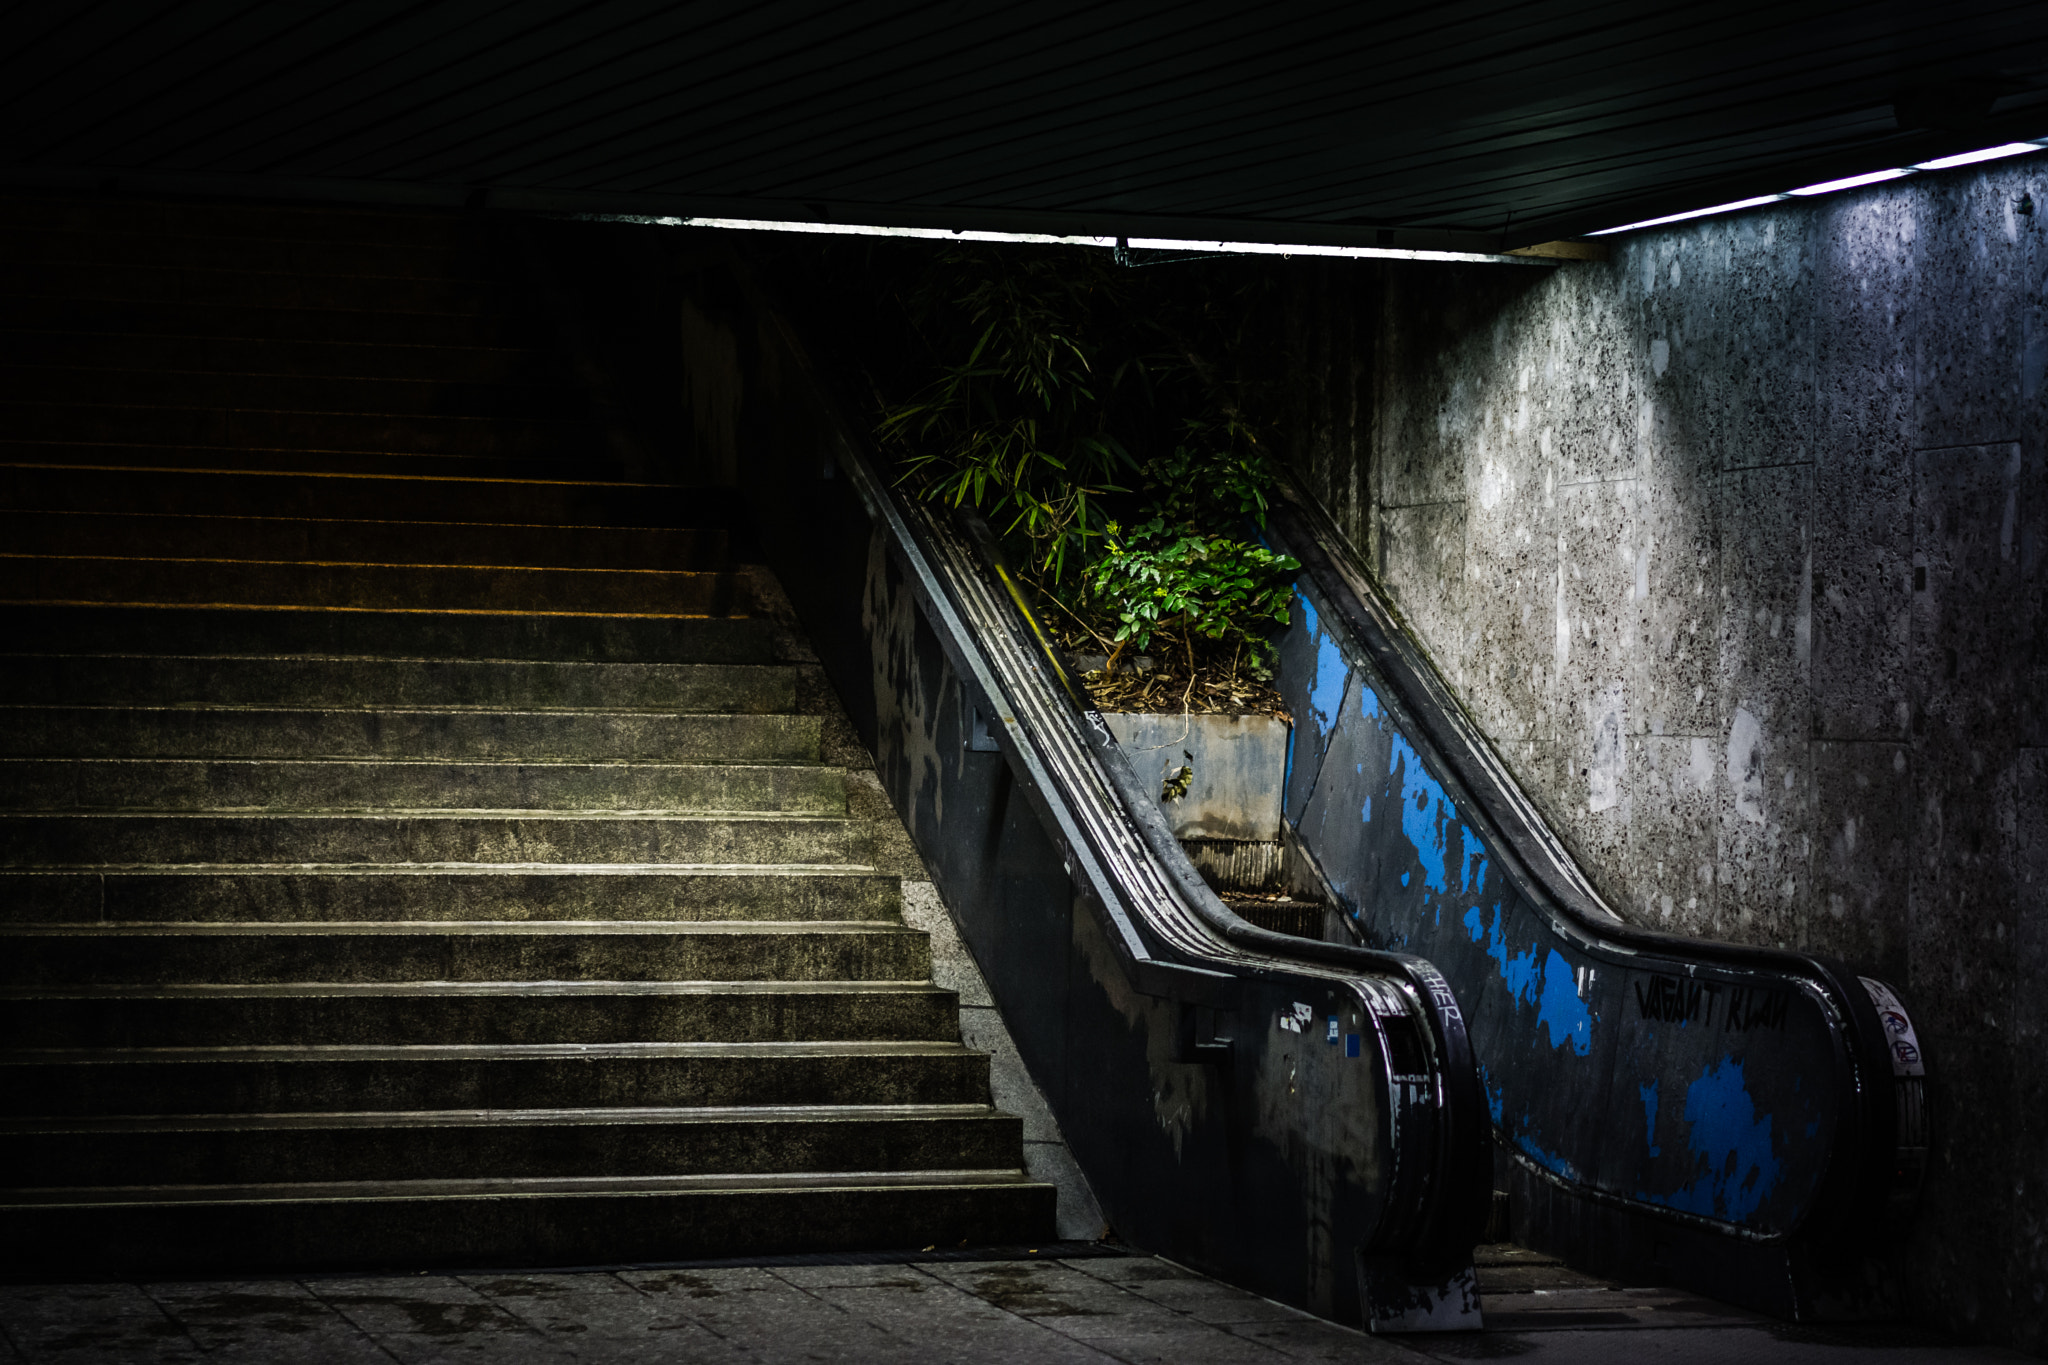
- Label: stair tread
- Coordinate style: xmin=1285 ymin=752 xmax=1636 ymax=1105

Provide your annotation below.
xmin=4 ymin=862 xmax=876 ymax=874
xmin=0 ymin=601 xmax=743 ymax=621
xmin=0 ymin=193 xmax=1051 ymax=1259
xmin=2 ymin=706 xmax=797 ymax=720
xmin=0 ymin=757 xmax=826 ymax=770
xmin=3 ymin=980 xmax=945 ymax=999
xmin=0 ymin=444 xmax=597 ymax=477
xmin=0 ymin=653 xmax=777 ymax=669
xmin=1 ymin=1103 xmax=1003 ymax=1134
xmin=2 ymin=552 xmax=729 ymax=576
xmin=5 ymin=921 xmax=914 ymax=936
xmin=4 ymin=1168 xmax=1036 ymax=1207
xmin=3 ymin=1040 xmax=982 ymax=1061
xmin=0 ymin=460 xmax=674 ymax=492
xmin=3 ymin=810 xmax=845 ymax=821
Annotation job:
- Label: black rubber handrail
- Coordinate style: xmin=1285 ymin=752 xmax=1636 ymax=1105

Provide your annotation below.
xmin=1265 ymin=476 xmax=1906 ymax=1262
xmin=748 ymin=292 xmax=1495 ymax=1282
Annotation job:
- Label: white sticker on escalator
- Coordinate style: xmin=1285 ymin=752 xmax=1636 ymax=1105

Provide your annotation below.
xmin=1278 ymin=1001 xmax=1315 ymax=1034
xmin=1860 ymin=977 xmax=1925 ymax=1077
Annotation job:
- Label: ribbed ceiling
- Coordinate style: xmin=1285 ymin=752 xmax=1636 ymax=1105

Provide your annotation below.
xmin=4 ymin=1 xmax=2047 ymax=246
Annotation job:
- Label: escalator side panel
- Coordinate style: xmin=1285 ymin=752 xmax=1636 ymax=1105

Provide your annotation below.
xmin=1267 ymin=506 xmax=1910 ymax=1319
xmin=837 ymin=522 xmax=1396 ymax=1318
xmin=685 ymin=267 xmax=1486 ymax=1327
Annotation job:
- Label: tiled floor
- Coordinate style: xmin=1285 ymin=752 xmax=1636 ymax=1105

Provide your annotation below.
xmin=0 ymin=1250 xmax=2027 ymax=1363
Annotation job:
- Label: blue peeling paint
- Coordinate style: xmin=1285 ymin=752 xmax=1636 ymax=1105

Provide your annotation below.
xmin=1359 ymin=684 xmax=1382 ymax=721
xmin=1640 ymin=1081 xmax=1662 ymax=1157
xmin=1480 ymin=1063 xmax=1582 ymax=1180
xmin=1299 ymin=592 xmax=1348 ymax=740
xmin=1460 ymin=831 xmax=1487 ymax=894
xmin=1640 ymin=1058 xmax=1782 ymax=1225
xmin=1463 ymin=905 xmax=1593 ymax=1055
xmin=1477 ymin=1062 xmax=1505 ymax=1124
xmin=1361 ymin=797 xmax=1372 ymax=823
xmin=1389 ymin=734 xmax=1451 ymax=893
xmin=1536 ymin=953 xmax=1593 ymax=1055
xmin=1514 ymin=1131 xmax=1583 ymax=1183
xmin=1466 ymin=904 xmax=1533 ymax=993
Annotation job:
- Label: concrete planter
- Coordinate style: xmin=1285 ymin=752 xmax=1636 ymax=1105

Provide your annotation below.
xmin=1099 ymin=711 xmax=1290 ymax=842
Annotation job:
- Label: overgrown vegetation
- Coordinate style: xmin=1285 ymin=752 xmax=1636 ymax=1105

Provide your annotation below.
xmin=869 ymin=246 xmax=1298 ymax=717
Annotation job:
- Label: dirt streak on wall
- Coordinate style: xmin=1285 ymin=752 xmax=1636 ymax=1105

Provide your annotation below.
xmin=1275 ymin=161 xmax=2048 ymax=1351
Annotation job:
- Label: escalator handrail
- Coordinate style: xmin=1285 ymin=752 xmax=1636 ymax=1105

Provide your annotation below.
xmin=1267 ymin=477 xmax=1899 ymax=1242
xmin=754 ymin=301 xmax=1493 ymax=1267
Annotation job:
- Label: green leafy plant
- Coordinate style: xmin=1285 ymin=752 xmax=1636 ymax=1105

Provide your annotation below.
xmin=1087 ymin=516 xmax=1299 ymax=679
xmin=874 ymin=244 xmax=1299 ymax=712
xmin=878 ymin=249 xmax=1143 ymax=581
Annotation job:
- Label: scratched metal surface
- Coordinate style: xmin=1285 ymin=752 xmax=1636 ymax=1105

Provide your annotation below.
xmin=1262 ymin=497 xmax=1916 ymax=1320
xmin=1278 ymin=582 xmax=1838 ymax=1236
xmin=687 ymin=268 xmax=1493 ymax=1329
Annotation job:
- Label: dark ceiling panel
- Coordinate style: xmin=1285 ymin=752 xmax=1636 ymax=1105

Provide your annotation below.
xmin=3 ymin=0 xmax=2045 ymax=245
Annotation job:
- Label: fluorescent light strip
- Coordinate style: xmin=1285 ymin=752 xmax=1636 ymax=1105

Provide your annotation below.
xmin=1591 ymin=136 xmax=2048 ymax=236
xmin=1914 ymin=142 xmax=2042 ymax=171
xmin=1787 ymin=167 xmax=1911 ymax=196
xmin=595 ymin=215 xmax=1119 ymax=248
xmin=1124 ymin=235 xmax=1523 ymax=263
xmin=577 ymin=214 xmax=1541 ymax=263
xmin=1586 ymin=195 xmax=1787 ymax=235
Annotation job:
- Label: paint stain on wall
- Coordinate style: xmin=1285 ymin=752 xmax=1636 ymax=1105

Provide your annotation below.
xmin=1300 ymin=593 xmax=1349 ymax=741
xmin=1462 ymin=904 xmax=1594 ymax=1055
xmin=1645 ymin=1057 xmax=1783 ymax=1223
xmin=1390 ymin=734 xmax=1452 ymax=894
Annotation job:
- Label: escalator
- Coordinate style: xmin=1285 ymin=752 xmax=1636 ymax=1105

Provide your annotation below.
xmin=683 ymin=253 xmax=1494 ymax=1332
xmin=677 ymin=240 xmax=1923 ymax=1329
xmin=1262 ymin=493 xmax=1928 ymax=1320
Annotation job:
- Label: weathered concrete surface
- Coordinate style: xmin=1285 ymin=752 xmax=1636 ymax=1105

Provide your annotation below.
xmin=1275 ymin=158 xmax=2048 ymax=1353
xmin=0 ymin=1253 xmax=2025 ymax=1363
xmin=1100 ymin=712 xmax=1291 ymax=841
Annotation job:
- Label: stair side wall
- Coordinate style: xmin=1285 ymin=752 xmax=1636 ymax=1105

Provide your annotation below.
xmin=1270 ymin=159 xmax=2048 ymax=1352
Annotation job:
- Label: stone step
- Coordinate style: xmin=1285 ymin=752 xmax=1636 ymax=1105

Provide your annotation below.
xmin=0 ymin=654 xmax=784 ymax=710
xmin=0 ymin=866 xmax=903 ymax=925
xmin=0 ymin=811 xmax=857 ymax=867
xmin=0 ymin=227 xmax=497 ymax=283
xmin=0 ymin=440 xmax=617 ymax=480
xmin=0 ymin=1170 xmax=1056 ymax=1275
xmin=0 ymin=364 xmax=591 ymax=421
xmin=0 ymin=190 xmax=1056 ymax=1267
xmin=2 ymin=922 xmax=928 ymax=987
xmin=0 ymin=330 xmax=552 ymax=383
xmin=0 ymin=1041 xmax=994 ymax=1115
xmin=0 ymin=554 xmax=737 ymax=616
xmin=1 ymin=981 xmax=960 ymax=1048
xmin=0 ymin=706 xmax=819 ymax=761
xmin=0 ymin=199 xmax=477 ymax=250
xmin=0 ymin=399 xmax=600 ymax=458
xmin=2 ymin=1104 xmax=1020 ymax=1186
xmin=0 ymin=759 xmax=842 ymax=815
xmin=0 ymin=462 xmax=743 ymax=527
xmin=0 ymin=512 xmax=728 ymax=571
xmin=0 ymin=604 xmax=782 ymax=665
xmin=0 ymin=297 xmax=540 ymax=350
xmin=0 ymin=260 xmax=511 ymax=315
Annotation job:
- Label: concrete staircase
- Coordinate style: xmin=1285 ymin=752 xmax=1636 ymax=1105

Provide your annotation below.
xmin=0 ymin=195 xmax=1053 ymax=1274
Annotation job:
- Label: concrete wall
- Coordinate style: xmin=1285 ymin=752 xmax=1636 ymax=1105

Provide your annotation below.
xmin=1278 ymin=161 xmax=2047 ymax=1349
